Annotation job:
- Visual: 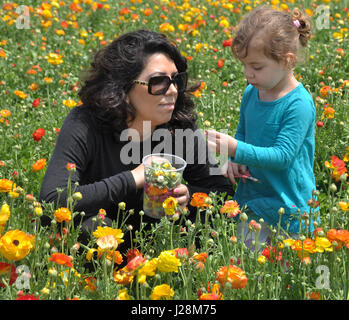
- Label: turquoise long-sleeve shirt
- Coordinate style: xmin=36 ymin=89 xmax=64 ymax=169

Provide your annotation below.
xmin=231 ymin=83 xmax=317 ymax=234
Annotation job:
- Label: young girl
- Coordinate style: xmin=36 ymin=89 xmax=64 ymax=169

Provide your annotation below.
xmin=206 ymin=6 xmax=317 ymax=244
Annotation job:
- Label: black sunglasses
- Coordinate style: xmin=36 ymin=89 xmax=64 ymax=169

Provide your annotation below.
xmin=133 ymin=72 xmax=188 ymax=95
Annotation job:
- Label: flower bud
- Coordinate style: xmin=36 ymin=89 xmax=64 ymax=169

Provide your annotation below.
xmin=329 ymin=183 xmax=337 ymax=193
xmin=73 ymin=192 xmax=82 ymax=201
xmin=278 ymin=207 xmax=285 ymax=215
xmin=239 ymin=212 xmax=248 ymax=222
xmin=118 ymin=202 xmax=126 ymax=210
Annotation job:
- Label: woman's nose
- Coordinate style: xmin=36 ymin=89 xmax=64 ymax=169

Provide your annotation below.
xmin=166 ymin=82 xmax=178 ymax=95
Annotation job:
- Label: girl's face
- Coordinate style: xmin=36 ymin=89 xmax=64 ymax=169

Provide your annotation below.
xmin=126 ymin=53 xmax=179 ymax=135
xmin=239 ymin=37 xmax=292 ymax=98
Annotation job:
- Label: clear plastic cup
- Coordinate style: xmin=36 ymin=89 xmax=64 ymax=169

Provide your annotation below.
xmin=142 ymin=153 xmax=187 ymax=219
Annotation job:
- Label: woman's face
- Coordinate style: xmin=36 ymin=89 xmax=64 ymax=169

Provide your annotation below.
xmin=126 ymin=53 xmax=179 ymax=135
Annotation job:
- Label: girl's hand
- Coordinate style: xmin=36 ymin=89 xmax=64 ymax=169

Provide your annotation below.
xmin=173 ymin=184 xmax=190 ymax=208
xmin=222 ymin=161 xmax=251 ymax=184
xmin=205 ymin=129 xmax=237 ymax=157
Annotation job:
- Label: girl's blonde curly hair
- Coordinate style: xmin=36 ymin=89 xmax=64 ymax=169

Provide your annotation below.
xmin=232 ymin=6 xmax=311 ymax=67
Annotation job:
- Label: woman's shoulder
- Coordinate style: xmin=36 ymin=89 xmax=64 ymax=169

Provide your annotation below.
xmin=62 ymin=105 xmax=96 ymax=128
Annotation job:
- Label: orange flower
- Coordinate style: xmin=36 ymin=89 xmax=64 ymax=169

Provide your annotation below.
xmin=199 ymin=293 xmax=221 ymax=300
xmin=106 ymin=250 xmax=123 ymax=265
xmin=327 ymin=229 xmax=349 ymax=249
xmin=190 ymin=192 xmax=211 ymax=209
xmin=216 ymin=264 xmax=248 ymax=289
xmin=325 ymin=155 xmax=347 ymax=181
xmin=83 ymin=277 xmax=97 ymax=292
xmin=66 ymin=162 xmax=76 ymax=172
xmin=0 ymin=179 xmax=16 ymax=193
xmin=54 ymin=207 xmax=72 ymax=223
xmin=323 ymin=105 xmax=335 ymax=119
xmin=320 ymin=85 xmax=331 ymax=97
xmin=220 ymin=200 xmax=241 ymax=218
xmin=49 ymin=252 xmax=73 ymax=267
xmin=193 ymin=252 xmax=208 ymax=263
xmin=32 ymin=158 xmax=46 ymax=172
xmin=144 ymin=8 xmax=152 ymax=16
xmin=306 ymin=291 xmax=321 ymax=300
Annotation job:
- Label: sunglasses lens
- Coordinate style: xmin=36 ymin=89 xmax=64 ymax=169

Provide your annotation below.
xmin=174 ymin=73 xmax=187 ymax=92
xmin=149 ymin=76 xmax=170 ymax=95
xmin=149 ymin=73 xmax=187 ymax=95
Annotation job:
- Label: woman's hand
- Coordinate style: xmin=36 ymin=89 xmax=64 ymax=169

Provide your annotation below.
xmin=173 ymin=184 xmax=190 ymax=208
xmin=131 ymin=163 xmax=145 ymax=190
xmin=205 ymin=129 xmax=237 ymax=157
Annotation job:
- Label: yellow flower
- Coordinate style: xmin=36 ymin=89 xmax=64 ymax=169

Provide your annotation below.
xmin=14 ymin=90 xmax=28 ymax=99
xmin=0 ymin=229 xmax=35 ymax=261
xmin=338 ymin=201 xmax=349 ymax=211
xmin=0 ymin=203 xmax=10 ymax=225
xmin=162 ymin=197 xmax=178 ymax=216
xmin=93 ymin=226 xmax=124 ymax=244
xmin=47 ymin=53 xmax=64 ymax=65
xmin=86 ymin=248 xmax=98 ymax=261
xmin=138 ymin=258 xmax=158 ymax=283
xmin=257 ymin=255 xmax=267 ymax=265
xmin=151 ymin=284 xmax=174 ymax=300
xmin=117 ymin=288 xmax=130 ymax=300
xmin=63 ymin=99 xmax=77 ymax=108
xmin=0 ymin=109 xmax=11 ymax=118
xmin=157 ymin=250 xmax=181 ymax=273
xmin=159 ymin=22 xmax=175 ymax=32
xmin=315 ymin=237 xmax=333 ymax=253
xmin=54 ymin=207 xmax=72 ymax=223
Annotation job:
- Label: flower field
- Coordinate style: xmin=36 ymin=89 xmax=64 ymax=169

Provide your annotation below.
xmin=0 ymin=0 xmax=348 ymax=301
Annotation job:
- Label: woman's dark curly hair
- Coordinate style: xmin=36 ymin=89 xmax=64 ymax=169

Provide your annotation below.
xmin=79 ymin=29 xmax=199 ymax=133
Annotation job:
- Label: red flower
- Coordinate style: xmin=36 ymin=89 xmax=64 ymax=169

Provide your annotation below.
xmin=316 ymin=121 xmax=324 ymax=127
xmin=0 ymin=262 xmax=18 ymax=287
xmin=126 ymin=248 xmax=142 ymax=263
xmin=127 ymin=255 xmax=146 ymax=271
xmin=32 ymin=128 xmax=45 ymax=142
xmin=217 ymin=59 xmax=224 ymax=68
xmin=174 ymin=248 xmax=189 ymax=259
xmin=32 ymin=98 xmax=40 ymax=108
xmin=261 ymin=245 xmax=282 ymax=262
xmin=222 ymin=38 xmax=233 ymax=47
xmin=16 ymin=294 xmax=39 ymax=300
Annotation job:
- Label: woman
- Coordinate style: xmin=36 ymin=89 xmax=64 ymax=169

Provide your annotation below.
xmin=39 ymin=30 xmax=234 ymax=250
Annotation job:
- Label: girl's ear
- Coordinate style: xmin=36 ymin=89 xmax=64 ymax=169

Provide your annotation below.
xmin=284 ymin=52 xmax=295 ymax=69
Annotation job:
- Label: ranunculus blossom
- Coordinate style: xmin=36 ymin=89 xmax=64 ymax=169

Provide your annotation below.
xmin=32 ymin=158 xmax=47 ymax=172
xmin=0 ymin=230 xmax=35 ymax=261
xmin=32 ymin=128 xmax=45 ymax=142
xmin=220 ymin=200 xmax=241 ymax=218
xmin=32 ymin=98 xmax=40 ymax=107
xmin=49 ymin=252 xmax=73 ymax=267
xmin=216 ymin=264 xmax=248 ymax=289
